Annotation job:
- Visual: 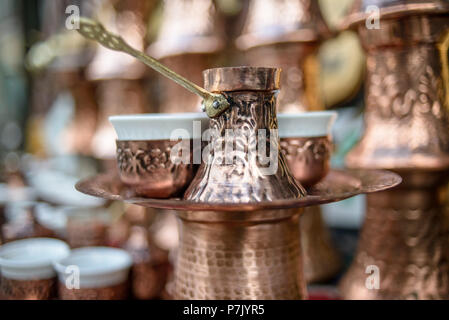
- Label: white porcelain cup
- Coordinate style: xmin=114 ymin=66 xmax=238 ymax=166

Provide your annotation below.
xmin=53 ymin=247 xmax=133 ymax=300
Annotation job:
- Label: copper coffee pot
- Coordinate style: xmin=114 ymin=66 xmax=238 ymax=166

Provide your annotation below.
xmin=236 ymin=0 xmax=341 ymax=283
xmin=339 ymin=0 xmax=449 ymax=300
xmin=236 ymin=0 xmax=331 ymax=112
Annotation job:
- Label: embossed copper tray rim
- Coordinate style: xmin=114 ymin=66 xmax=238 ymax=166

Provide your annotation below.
xmin=75 ymin=169 xmax=401 ymax=213
xmin=341 ymin=3 xmax=449 ymax=30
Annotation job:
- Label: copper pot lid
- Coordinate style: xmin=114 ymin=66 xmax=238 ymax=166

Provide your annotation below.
xmin=341 ymin=0 xmax=449 ymax=30
xmin=236 ymin=0 xmax=332 ymax=50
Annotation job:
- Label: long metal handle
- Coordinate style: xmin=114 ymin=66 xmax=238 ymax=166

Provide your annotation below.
xmin=438 ymin=29 xmax=449 ymax=112
xmin=76 ymin=17 xmax=229 ymax=118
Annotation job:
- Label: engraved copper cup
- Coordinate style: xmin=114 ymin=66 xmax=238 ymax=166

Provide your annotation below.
xmin=339 ymin=0 xmax=449 ymax=300
xmin=278 ymin=112 xmax=337 ymax=188
xmin=110 ymin=113 xmax=209 ymax=198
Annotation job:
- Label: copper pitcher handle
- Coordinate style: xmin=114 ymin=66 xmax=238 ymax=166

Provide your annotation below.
xmin=75 ymin=17 xmax=230 ymax=118
xmin=438 ymin=28 xmax=449 ymax=111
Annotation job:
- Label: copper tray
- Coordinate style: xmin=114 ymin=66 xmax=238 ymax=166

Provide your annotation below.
xmin=75 ymin=169 xmax=401 ymax=212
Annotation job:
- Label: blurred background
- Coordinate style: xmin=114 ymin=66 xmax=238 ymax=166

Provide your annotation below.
xmin=0 ymin=0 xmax=367 ymax=299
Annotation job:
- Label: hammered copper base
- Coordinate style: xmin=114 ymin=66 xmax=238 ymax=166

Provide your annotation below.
xmin=174 ymin=209 xmax=307 ymax=300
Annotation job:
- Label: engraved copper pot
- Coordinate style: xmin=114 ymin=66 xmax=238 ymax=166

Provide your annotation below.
xmin=339 ymin=0 xmax=449 ymax=300
xmin=237 ymin=0 xmax=341 ymax=283
xmin=174 ymin=67 xmax=308 ymax=299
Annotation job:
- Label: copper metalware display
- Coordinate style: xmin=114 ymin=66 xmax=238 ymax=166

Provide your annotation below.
xmin=72 ymin=18 xmax=401 ymax=299
xmin=76 ymin=66 xmax=401 ymax=301
xmin=237 ymin=0 xmax=341 ymax=283
xmin=339 ymin=0 xmax=449 ymax=300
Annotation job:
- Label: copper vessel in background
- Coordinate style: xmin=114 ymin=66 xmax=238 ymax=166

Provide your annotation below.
xmin=148 ymin=0 xmax=224 ymax=113
xmin=237 ymin=0 xmax=341 ymax=283
xmin=339 ymin=0 xmax=449 ymax=300
xmin=237 ymin=0 xmax=331 ymax=112
xmin=86 ymin=2 xmax=154 ymax=160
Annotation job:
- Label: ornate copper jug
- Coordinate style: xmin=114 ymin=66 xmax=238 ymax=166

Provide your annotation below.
xmin=237 ymin=0 xmax=331 ymax=112
xmin=339 ymin=0 xmax=449 ymax=300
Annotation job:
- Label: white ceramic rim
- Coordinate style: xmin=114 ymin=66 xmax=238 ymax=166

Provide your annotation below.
xmin=277 ymin=111 xmax=338 ymax=138
xmin=53 ymin=247 xmax=133 ymax=288
xmin=109 ymin=112 xmax=209 ymax=141
xmin=0 ymin=184 xmax=37 ymax=204
xmin=0 ymin=238 xmax=70 ymax=280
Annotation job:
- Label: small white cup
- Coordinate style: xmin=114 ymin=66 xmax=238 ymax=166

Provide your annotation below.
xmin=53 ymin=247 xmax=133 ymax=300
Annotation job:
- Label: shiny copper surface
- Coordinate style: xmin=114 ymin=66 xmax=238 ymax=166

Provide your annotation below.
xmin=77 ymin=65 xmax=400 ymax=300
xmin=340 ymin=171 xmax=449 ymax=299
xmin=237 ymin=1 xmax=336 ymax=283
xmin=281 ymin=136 xmax=332 ymax=188
xmin=92 ymin=80 xmax=148 ymax=160
xmin=236 ymin=0 xmax=330 ymax=111
xmin=147 ymin=0 xmax=223 ymax=118
xmin=245 ymin=44 xmax=321 ymax=112
xmin=236 ymin=0 xmax=331 ymax=50
xmin=185 ymin=67 xmax=305 ymax=203
xmin=124 ymin=225 xmax=170 ymax=300
xmin=116 ymin=140 xmax=195 ymax=198
xmin=281 ymin=135 xmax=340 ymax=283
xmin=58 ymin=281 xmax=129 ymax=300
xmin=174 ymin=209 xmax=307 ymax=300
xmin=300 ymin=206 xmax=341 ymax=283
xmin=203 ymin=66 xmax=282 ymax=92
xmin=340 ymin=5 xmax=449 ymax=300
xmin=75 ymin=169 xmax=401 ymax=213
xmin=78 ymin=17 xmax=230 ymax=119
xmin=157 ymin=54 xmax=214 ymax=113
xmin=148 ymin=0 xmax=224 ymax=59
xmin=0 ymin=277 xmax=56 ymax=300
xmin=341 ymin=0 xmax=449 ymax=30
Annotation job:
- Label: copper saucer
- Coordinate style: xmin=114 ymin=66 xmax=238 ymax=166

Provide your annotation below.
xmin=75 ymin=169 xmax=401 ymax=213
